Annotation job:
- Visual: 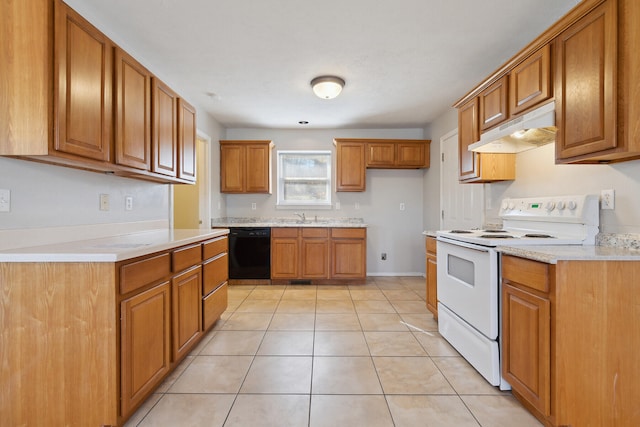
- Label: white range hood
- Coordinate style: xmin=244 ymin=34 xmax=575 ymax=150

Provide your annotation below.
xmin=468 ymin=101 xmax=556 ymax=153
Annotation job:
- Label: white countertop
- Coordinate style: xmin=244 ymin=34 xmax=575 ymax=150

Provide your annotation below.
xmin=497 ymin=244 xmax=640 ymax=264
xmin=0 ymin=228 xmax=229 ymax=263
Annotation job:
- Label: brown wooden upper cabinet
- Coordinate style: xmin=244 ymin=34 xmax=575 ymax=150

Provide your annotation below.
xmin=115 ymin=48 xmax=151 ymax=171
xmin=0 ymin=0 xmax=197 ymax=184
xmin=510 ymin=44 xmax=552 ymax=116
xmin=334 ymin=138 xmax=430 ymax=192
xmin=458 ymin=98 xmax=515 ymax=183
xmin=178 ymin=99 xmax=197 ymax=182
xmin=554 ymin=0 xmax=640 ymax=163
xmin=219 ymin=140 xmax=273 ymax=193
xmin=334 ymin=140 xmax=367 ymax=192
xmin=479 ymin=76 xmax=509 ymax=131
xmin=455 ymin=0 xmax=640 ymax=166
xmin=151 ymin=78 xmax=179 ymax=178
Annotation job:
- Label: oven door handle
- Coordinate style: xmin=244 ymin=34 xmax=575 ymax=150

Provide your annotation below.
xmin=436 ymin=237 xmax=492 ymax=253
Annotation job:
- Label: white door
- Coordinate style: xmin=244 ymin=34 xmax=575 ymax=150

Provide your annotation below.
xmin=439 ymin=129 xmax=484 ymax=230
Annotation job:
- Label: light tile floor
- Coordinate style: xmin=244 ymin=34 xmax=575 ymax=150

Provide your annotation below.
xmin=124 ymin=276 xmax=542 ymax=427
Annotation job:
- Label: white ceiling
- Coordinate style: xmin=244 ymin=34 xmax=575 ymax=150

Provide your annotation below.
xmin=70 ymin=0 xmax=580 ymax=129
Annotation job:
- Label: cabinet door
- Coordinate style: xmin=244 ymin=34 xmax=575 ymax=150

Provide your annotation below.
xmin=121 ymin=281 xmax=171 ymax=417
xmin=54 ymin=1 xmax=112 ymax=161
xmin=510 ymin=44 xmax=552 ymax=116
xmin=335 ymin=141 xmax=366 ymax=191
xmin=220 ymin=144 xmax=245 ymax=192
xmin=245 ymin=143 xmax=272 ymax=193
xmin=396 ymin=142 xmax=428 ymax=167
xmin=366 ymin=142 xmax=395 ymax=167
xmin=330 ymin=229 xmax=366 ymax=279
xmin=502 ymin=283 xmax=551 ymax=416
xmin=458 ymin=98 xmax=480 ymax=181
xmin=555 ymin=0 xmax=617 ymax=161
xmin=271 ymin=229 xmax=299 ymax=279
xmin=479 ymin=76 xmax=508 ymax=131
xmin=151 ymin=78 xmax=178 ymax=177
xmin=172 ymin=266 xmax=202 ymax=361
xmin=115 ymin=48 xmax=151 ymax=170
xmin=425 ymin=237 xmax=437 ymax=317
xmin=177 ymin=99 xmax=197 ymax=181
xmin=301 ymin=229 xmax=329 ymax=279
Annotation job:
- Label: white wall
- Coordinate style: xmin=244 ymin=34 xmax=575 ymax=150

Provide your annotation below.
xmin=223 ymin=128 xmax=426 ymax=275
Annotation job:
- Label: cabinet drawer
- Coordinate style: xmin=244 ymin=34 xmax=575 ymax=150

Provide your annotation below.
xmin=302 ymin=227 xmax=328 ymax=238
xmin=502 ymin=255 xmax=549 ymax=292
xmin=331 ymin=228 xmax=366 ymax=239
xmin=203 ymin=282 xmax=228 ymax=330
xmin=203 ymin=236 xmax=228 ymax=260
xmin=203 ymin=253 xmax=228 ymax=295
xmin=172 ymin=243 xmax=202 ymax=272
xmin=272 ymin=227 xmax=298 ymax=238
xmin=426 ymin=237 xmax=437 ymax=255
xmin=120 ymin=252 xmax=171 ymax=294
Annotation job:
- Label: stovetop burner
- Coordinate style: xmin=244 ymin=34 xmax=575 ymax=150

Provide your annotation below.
xmin=482 ymin=229 xmax=506 ymax=233
xmin=523 ymin=233 xmax=554 ymax=238
xmin=479 ymin=234 xmax=514 ymax=239
xmin=450 ymin=230 xmax=473 ymax=234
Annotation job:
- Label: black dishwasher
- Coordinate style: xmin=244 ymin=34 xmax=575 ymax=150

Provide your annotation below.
xmin=228 ymin=227 xmax=271 ymax=279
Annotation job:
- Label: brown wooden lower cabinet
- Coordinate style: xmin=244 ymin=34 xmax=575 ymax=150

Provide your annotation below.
xmin=501 ymin=254 xmax=640 ymax=426
xmin=0 ymin=233 xmax=229 ymax=427
xmin=425 ymin=236 xmax=437 ymax=318
xmin=271 ymin=227 xmax=366 ymax=282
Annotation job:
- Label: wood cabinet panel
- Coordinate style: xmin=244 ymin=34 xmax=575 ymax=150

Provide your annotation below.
xmin=396 ymin=142 xmax=428 ymax=167
xmin=54 ymin=0 xmax=113 ymax=161
xmin=119 ymin=252 xmax=171 ymax=294
xmin=502 ymin=255 xmax=549 ymax=292
xmin=178 ymin=99 xmax=197 ymax=181
xmin=502 ymin=282 xmax=551 ymax=417
xmin=220 ymin=140 xmax=272 ymax=193
xmin=425 ymin=236 xmax=437 ymax=318
xmin=366 ymin=142 xmax=395 ymax=167
xmin=202 ymin=236 xmax=228 ymax=260
xmin=121 ymin=281 xmax=171 ymax=418
xmin=172 ymin=266 xmax=202 ymax=361
xmin=509 ymin=44 xmax=552 ymax=116
xmin=330 ymin=228 xmax=366 ymax=280
xmin=172 ymin=243 xmax=202 ymax=273
xmin=203 ymin=282 xmax=228 ymax=330
xmin=115 ymin=48 xmax=151 ymax=170
xmin=555 ymin=0 xmax=617 ymax=161
xmin=152 ymin=78 xmax=178 ymax=177
xmin=271 ymin=234 xmax=299 ymax=279
xmin=479 ymin=76 xmax=508 ymax=130
xmin=203 ymin=254 xmax=228 ymax=295
xmin=335 ymin=140 xmax=366 ymax=191
xmin=458 ymin=98 xmax=480 ymax=181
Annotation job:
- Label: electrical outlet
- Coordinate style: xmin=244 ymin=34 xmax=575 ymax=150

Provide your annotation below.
xmin=335 ymin=201 xmax=341 ymax=210
xmin=251 ymin=202 xmax=256 ymax=210
xmin=125 ymin=196 xmax=133 ymax=211
xmin=601 ymin=189 xmax=615 ymax=210
xmin=400 ymin=202 xmax=405 ymax=211
xmin=0 ymin=189 xmax=10 ymax=212
xmin=99 ymin=194 xmax=110 ymax=211
xmin=381 ymin=253 xmax=387 ymax=260
xmin=355 ymin=202 xmax=360 ymax=210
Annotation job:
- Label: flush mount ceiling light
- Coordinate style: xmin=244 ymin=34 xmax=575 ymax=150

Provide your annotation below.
xmin=310 ymin=76 xmax=345 ymax=99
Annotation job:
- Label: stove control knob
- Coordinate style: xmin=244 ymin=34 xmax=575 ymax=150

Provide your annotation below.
xmin=508 ymin=202 xmax=516 ymax=210
xmin=567 ymin=200 xmax=577 ymax=210
xmin=556 ymin=201 xmax=566 ymax=210
xmin=545 ymin=201 xmax=556 ymax=211
xmin=501 ymin=201 xmax=509 ymax=210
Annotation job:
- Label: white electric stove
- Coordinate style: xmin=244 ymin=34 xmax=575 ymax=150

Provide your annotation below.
xmin=435 ymin=194 xmax=600 ymax=389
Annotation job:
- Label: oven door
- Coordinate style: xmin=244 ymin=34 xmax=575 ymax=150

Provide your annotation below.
xmin=436 ymin=238 xmax=498 ymax=340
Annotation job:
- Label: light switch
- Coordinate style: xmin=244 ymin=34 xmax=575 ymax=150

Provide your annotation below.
xmin=99 ymin=194 xmax=110 ymax=211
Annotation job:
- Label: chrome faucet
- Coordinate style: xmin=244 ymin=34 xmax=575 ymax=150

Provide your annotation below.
xmin=294 ymin=212 xmax=306 ymax=222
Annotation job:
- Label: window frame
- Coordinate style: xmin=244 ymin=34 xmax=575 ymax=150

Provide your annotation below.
xmin=276 ymin=150 xmax=332 ymax=209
